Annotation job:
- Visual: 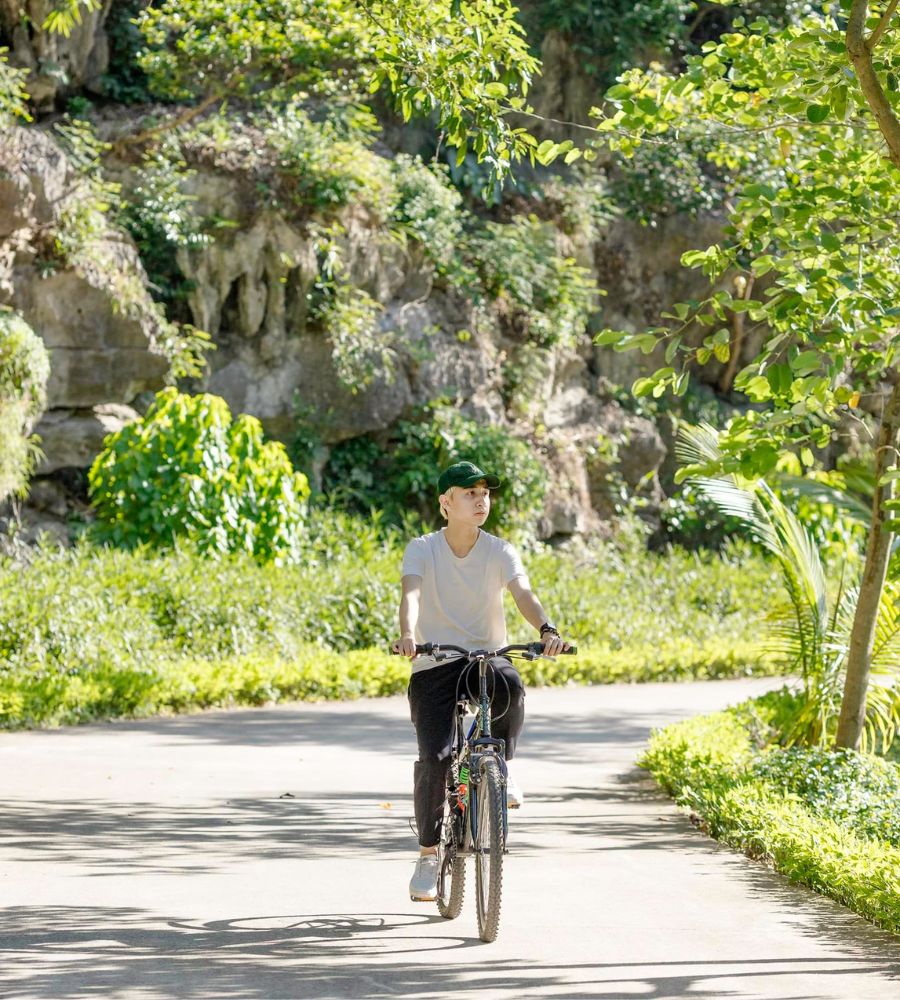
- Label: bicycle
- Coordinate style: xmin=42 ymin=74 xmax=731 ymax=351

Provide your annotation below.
xmin=409 ymin=640 xmax=577 ymax=943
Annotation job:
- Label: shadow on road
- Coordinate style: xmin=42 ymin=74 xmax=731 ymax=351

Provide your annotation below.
xmin=0 ymin=905 xmax=895 ymax=999
xmin=0 ymin=792 xmax=418 ymax=872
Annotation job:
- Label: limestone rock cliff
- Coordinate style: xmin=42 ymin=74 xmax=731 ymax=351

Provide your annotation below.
xmin=0 ymin=126 xmax=168 ymax=473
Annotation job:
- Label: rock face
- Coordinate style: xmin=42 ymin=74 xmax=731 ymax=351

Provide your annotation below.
xmin=169 ymin=153 xmax=696 ymax=539
xmin=1 ymin=97 xmax=745 ymax=545
xmin=0 ymin=0 xmax=113 ymax=110
xmin=0 ymin=127 xmax=169 ymax=474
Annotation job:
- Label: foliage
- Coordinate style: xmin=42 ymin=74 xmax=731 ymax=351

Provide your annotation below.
xmin=310 ymin=404 xmax=548 ymax=542
xmin=40 ymin=0 xmax=102 ymax=37
xmin=262 ymin=102 xmax=396 ymax=215
xmin=0 ymin=310 xmax=50 ymax=503
xmin=772 ymin=456 xmax=871 ymax=566
xmin=752 ymin=745 xmax=900 ymax=846
xmin=0 ymin=511 xmax=780 ymax=681
xmin=678 ymin=422 xmax=900 ymax=751
xmin=45 ymin=118 xmax=211 ymax=380
xmin=522 ymin=0 xmax=694 ymax=83
xmin=99 ymin=0 xmax=154 ymax=104
xmin=0 ymin=522 xmax=782 ymax=728
xmin=523 ymin=0 xmax=816 ymax=86
xmin=592 ymin=8 xmax=900 ymax=477
xmin=640 ymin=696 xmax=900 ymax=934
xmin=466 ymin=215 xmax=599 ymax=349
xmin=608 ymin=137 xmax=730 ymax=224
xmin=136 ymin=0 xmax=375 ymax=102
xmin=88 ymin=388 xmax=310 ymax=562
xmin=0 ymin=49 xmax=30 ymax=124
xmin=136 ymin=0 xmax=544 ymax=182
xmin=659 ymin=481 xmax=749 ymax=550
xmin=311 ymin=280 xmax=393 ymax=391
xmin=117 ymin=143 xmax=211 ymax=311
xmin=390 ymin=155 xmax=465 ymax=273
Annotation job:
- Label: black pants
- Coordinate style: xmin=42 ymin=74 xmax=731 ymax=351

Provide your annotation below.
xmin=408 ymin=656 xmax=525 ymax=848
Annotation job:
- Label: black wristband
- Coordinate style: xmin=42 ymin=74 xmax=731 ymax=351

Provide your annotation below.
xmin=539 ymin=621 xmax=559 ymax=637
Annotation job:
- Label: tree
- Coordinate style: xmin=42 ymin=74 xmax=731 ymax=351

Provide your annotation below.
xmin=130 ymin=0 xmax=582 ymax=178
xmin=591 ymin=1 xmax=900 ymax=749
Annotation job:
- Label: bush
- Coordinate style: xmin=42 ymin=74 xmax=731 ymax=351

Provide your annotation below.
xmin=88 ymin=388 xmax=310 ymax=562
xmin=315 ymin=404 xmax=548 ymax=543
xmin=640 ymin=693 xmax=900 ymax=934
xmin=752 ymin=747 xmax=900 ymax=848
xmin=390 ymin=155 xmax=465 ymax=273
xmin=263 ymin=104 xmax=395 ymax=216
xmin=0 ymin=309 xmax=50 ymax=503
xmin=467 ymin=215 xmax=597 ymax=350
xmin=0 ymin=521 xmax=784 ymax=728
xmin=117 ymin=143 xmax=210 ymax=314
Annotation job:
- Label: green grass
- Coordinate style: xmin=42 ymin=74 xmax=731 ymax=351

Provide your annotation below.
xmin=640 ymin=694 xmax=900 ymax=934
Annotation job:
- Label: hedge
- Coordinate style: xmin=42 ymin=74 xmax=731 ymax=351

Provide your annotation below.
xmin=640 ymin=701 xmax=900 ymax=934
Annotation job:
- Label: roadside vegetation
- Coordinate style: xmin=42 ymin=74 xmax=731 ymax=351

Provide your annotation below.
xmin=640 ymin=690 xmax=900 ymax=934
xmin=0 ymin=515 xmax=781 ymax=728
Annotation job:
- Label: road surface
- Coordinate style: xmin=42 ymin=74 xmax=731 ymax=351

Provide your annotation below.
xmin=1 ymin=677 xmax=898 ymax=999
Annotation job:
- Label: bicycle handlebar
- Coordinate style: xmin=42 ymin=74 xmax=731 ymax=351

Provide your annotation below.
xmin=392 ymin=641 xmax=577 ymax=658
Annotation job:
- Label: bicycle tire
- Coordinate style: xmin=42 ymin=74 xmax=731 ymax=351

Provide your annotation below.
xmin=436 ymin=808 xmax=466 ymax=919
xmin=474 ymin=755 xmax=504 ymax=942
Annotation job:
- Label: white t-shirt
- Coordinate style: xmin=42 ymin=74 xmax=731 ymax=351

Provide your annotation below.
xmin=401 ymin=528 xmax=530 ymax=673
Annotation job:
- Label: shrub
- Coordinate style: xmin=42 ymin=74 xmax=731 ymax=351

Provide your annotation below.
xmin=263 ymin=103 xmax=395 ymax=216
xmin=752 ymin=746 xmax=900 ymax=847
xmin=317 ymin=404 xmax=548 ymax=543
xmin=390 ymin=155 xmax=465 ymax=273
xmin=0 ymin=520 xmax=783 ymax=729
xmin=88 ymin=388 xmax=310 ymax=562
xmin=640 ymin=694 xmax=900 ymax=934
xmin=117 ymin=143 xmax=210 ymax=314
xmin=0 ymin=309 xmax=50 ymax=503
xmin=466 ymin=215 xmax=597 ymax=350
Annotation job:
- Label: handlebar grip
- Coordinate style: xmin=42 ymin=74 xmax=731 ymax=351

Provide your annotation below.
xmin=527 ymin=642 xmax=577 ymax=655
xmin=389 ymin=642 xmax=434 ymax=655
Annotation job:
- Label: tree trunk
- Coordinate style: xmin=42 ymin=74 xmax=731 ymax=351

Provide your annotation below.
xmin=847 ymin=0 xmax=900 ymax=169
xmin=835 ymin=377 xmax=900 ymax=748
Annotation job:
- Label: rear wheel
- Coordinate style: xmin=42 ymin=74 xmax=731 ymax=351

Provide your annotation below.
xmin=474 ymin=755 xmax=504 ymax=942
xmin=436 ymin=804 xmax=466 ymax=918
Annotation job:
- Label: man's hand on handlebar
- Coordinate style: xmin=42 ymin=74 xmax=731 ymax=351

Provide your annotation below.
xmin=541 ymin=633 xmax=571 ymax=657
xmin=392 ymin=634 xmax=417 ymax=659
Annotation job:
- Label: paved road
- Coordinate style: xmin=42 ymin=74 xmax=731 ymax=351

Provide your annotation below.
xmin=1 ymin=678 xmax=898 ymax=1000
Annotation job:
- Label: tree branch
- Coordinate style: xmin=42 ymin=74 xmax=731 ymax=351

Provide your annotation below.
xmin=847 ymin=0 xmax=900 ymax=168
xmin=112 ymin=91 xmax=222 ymax=152
xmin=868 ymin=0 xmax=899 ymax=49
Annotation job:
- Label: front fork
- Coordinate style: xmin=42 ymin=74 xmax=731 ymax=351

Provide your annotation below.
xmin=467 ymin=741 xmax=509 ymax=848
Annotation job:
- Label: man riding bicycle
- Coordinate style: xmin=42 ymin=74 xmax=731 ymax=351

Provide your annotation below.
xmin=392 ymin=460 xmax=571 ymax=902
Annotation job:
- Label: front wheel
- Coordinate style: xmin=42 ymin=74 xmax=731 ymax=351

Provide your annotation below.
xmin=474 ymin=755 xmax=504 ymax=942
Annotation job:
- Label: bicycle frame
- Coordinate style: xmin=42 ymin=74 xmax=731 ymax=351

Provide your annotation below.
xmin=453 ymin=654 xmax=510 ymax=850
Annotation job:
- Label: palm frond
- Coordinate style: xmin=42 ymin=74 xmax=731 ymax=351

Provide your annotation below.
xmin=674 ymin=421 xmax=723 ymax=468
xmin=871 ymin=581 xmax=900 ymax=675
xmin=774 ymin=473 xmax=872 ymax=523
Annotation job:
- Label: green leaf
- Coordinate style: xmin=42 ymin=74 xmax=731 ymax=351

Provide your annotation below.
xmin=806 ymin=104 xmax=830 ymax=124
xmin=790 ymin=351 xmax=820 ymax=376
xmin=594 ymin=328 xmax=624 ymax=346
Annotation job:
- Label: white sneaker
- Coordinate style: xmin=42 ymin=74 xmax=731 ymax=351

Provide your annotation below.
xmin=506 ymin=769 xmax=524 ymax=809
xmin=409 ymin=854 xmax=439 ymax=901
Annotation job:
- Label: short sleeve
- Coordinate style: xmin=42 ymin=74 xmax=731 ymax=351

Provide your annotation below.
xmin=402 ymin=538 xmax=427 ymax=579
xmin=499 ymin=540 xmax=529 ymax=588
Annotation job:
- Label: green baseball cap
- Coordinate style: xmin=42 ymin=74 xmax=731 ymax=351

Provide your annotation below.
xmin=437 ymin=461 xmax=502 ymax=494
